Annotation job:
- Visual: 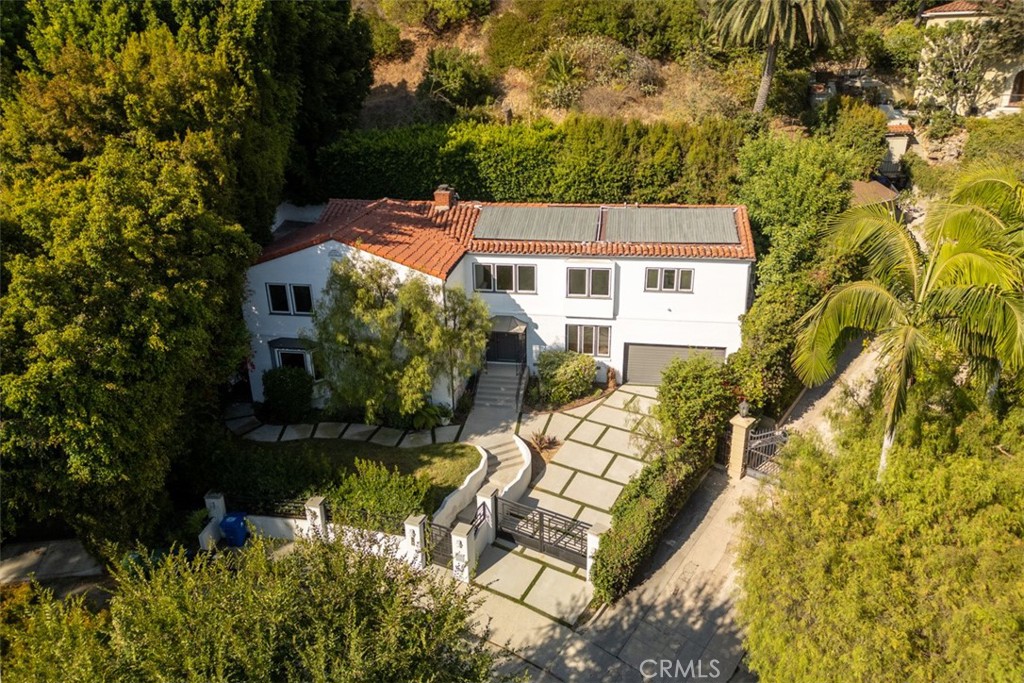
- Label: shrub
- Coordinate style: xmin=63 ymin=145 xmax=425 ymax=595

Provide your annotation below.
xmin=365 ymin=12 xmax=403 ymax=61
xmin=591 ymin=449 xmax=710 ymax=603
xmin=531 ymin=431 xmax=559 ymax=452
xmin=924 ymin=108 xmax=962 ymax=141
xmin=902 ymin=153 xmax=955 ymax=197
xmin=817 ymin=96 xmax=889 ymax=179
xmin=418 ymin=47 xmax=494 ymax=109
xmin=381 ymin=0 xmax=490 ymax=32
xmin=536 ymin=349 xmax=596 ymax=405
xmin=964 ymin=113 xmax=1024 ymax=168
xmin=881 ymin=20 xmax=924 ymax=80
xmin=656 ymin=355 xmax=737 ymax=451
xmin=327 ymin=459 xmax=430 ymax=533
xmin=537 ymin=49 xmax=584 ymax=109
xmin=485 ymin=10 xmax=547 ymax=69
xmin=261 ymin=366 xmax=313 ymax=423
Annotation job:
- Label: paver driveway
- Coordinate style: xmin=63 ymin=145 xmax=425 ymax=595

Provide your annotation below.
xmin=517 ymin=385 xmax=652 ymax=529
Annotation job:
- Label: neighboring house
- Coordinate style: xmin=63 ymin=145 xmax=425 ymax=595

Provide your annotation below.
xmin=878 ymin=104 xmax=914 ymax=181
xmin=919 ymin=1 xmax=1024 ymax=114
xmin=242 ymin=188 xmax=756 ymax=404
xmin=850 ymin=179 xmax=899 ymax=210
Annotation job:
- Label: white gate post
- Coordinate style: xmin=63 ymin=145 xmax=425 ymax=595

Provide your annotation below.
xmin=586 ymin=522 xmax=608 ymax=583
xmin=404 ymin=514 xmax=427 ymax=568
xmin=204 ymin=492 xmax=226 ymax=523
xmin=475 ymin=485 xmax=498 ymax=546
xmin=729 ymin=414 xmax=758 ymax=480
xmin=450 ymin=522 xmax=477 ymax=583
xmin=304 ymin=496 xmax=327 ymax=539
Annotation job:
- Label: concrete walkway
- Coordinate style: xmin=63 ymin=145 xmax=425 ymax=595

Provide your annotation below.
xmin=0 ymin=539 xmax=103 ymax=584
xmin=458 ymin=363 xmax=527 ymax=493
xmin=481 ymin=469 xmax=762 ymax=682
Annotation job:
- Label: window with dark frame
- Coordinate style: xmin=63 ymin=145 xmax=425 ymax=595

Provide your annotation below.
xmin=644 ymin=268 xmax=694 ymax=293
xmin=567 ymin=268 xmax=611 ymax=298
xmin=291 ymin=285 xmax=313 ymax=314
xmin=566 ymin=324 xmax=611 ymax=357
xmin=267 ymin=283 xmax=290 ymax=313
xmin=474 ymin=263 xmax=536 ymax=293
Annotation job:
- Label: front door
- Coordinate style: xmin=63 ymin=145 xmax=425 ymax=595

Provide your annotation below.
xmin=486 ymin=331 xmax=524 ymax=363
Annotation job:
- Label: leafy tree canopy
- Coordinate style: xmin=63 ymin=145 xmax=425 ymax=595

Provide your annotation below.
xmin=737 ymin=380 xmax=1024 ymax=682
xmin=0 ymin=536 xmax=496 ymax=682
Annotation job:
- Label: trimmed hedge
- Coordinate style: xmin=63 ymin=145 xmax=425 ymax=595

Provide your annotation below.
xmin=536 ymin=349 xmax=596 ymax=405
xmin=262 ymin=366 xmax=313 ymax=423
xmin=591 ymin=450 xmax=710 ymax=603
xmin=318 ymin=115 xmax=746 ymax=204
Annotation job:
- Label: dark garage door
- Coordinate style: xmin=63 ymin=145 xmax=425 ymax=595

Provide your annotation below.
xmin=623 ymin=344 xmax=727 ymax=385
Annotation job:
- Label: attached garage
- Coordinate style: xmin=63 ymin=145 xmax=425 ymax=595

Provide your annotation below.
xmin=623 ymin=343 xmax=727 ymax=385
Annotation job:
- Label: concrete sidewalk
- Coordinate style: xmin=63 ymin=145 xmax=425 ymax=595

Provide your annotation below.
xmin=0 ymin=539 xmax=103 ymax=584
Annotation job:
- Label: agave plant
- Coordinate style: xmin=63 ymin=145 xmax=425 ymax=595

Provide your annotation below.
xmin=793 ymin=166 xmax=1024 ymax=478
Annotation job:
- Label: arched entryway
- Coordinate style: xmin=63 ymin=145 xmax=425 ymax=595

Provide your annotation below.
xmin=486 ymin=315 xmax=528 ymax=364
xmin=1011 ymin=70 xmax=1024 ymax=107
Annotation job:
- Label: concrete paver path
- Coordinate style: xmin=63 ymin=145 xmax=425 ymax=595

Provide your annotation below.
xmin=0 ymin=540 xmax=103 ymax=584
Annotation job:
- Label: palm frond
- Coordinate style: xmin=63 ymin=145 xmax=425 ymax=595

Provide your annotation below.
xmin=828 ymin=203 xmax=921 ymax=293
xmin=793 ymin=280 xmax=907 ymax=386
xmin=951 ymin=164 xmax=1024 ymax=222
xmin=927 ymin=285 xmax=1024 ymax=372
xmin=875 ymin=325 xmax=928 ymax=437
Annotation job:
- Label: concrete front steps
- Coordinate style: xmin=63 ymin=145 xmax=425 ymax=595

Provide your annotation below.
xmin=474 ymin=363 xmax=525 ymax=410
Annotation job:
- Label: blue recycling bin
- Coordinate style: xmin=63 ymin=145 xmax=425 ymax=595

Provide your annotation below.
xmin=219 ymin=513 xmax=249 ymax=547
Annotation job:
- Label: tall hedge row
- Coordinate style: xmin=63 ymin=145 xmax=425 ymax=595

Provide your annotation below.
xmin=318 ymin=115 xmax=746 ymax=204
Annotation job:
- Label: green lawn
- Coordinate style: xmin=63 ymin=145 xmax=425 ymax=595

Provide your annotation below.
xmin=216 ymin=437 xmax=481 ymax=512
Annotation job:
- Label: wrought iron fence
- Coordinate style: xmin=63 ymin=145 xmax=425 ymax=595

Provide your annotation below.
xmin=745 ymin=428 xmax=788 ymax=471
xmin=224 ymin=494 xmax=306 ymax=519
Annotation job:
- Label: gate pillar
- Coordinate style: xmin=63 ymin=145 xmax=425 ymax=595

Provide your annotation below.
xmin=728 ymin=414 xmax=758 ymax=481
xmin=475 ymin=486 xmax=498 ymax=546
xmin=450 ymin=522 xmax=477 ymax=583
xmin=586 ymin=522 xmax=608 ymax=583
xmin=404 ymin=514 xmax=427 ymax=568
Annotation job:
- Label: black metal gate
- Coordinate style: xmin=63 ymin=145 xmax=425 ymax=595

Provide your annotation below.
xmin=496 ymin=498 xmax=590 ymax=568
xmin=427 ymin=522 xmax=452 ymax=567
xmin=745 ymin=427 xmax=788 ymax=474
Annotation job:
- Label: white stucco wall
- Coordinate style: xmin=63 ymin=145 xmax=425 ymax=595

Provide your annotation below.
xmin=243 ymin=241 xmax=446 ymax=402
xmin=447 ymin=253 xmax=752 ymax=381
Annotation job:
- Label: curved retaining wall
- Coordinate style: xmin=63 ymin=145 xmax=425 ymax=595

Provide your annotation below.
xmin=500 ymin=435 xmax=533 ymax=502
xmin=432 ymin=445 xmax=489 ymax=528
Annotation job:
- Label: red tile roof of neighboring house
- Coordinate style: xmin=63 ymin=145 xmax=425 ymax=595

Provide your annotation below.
xmin=922 ymin=1 xmax=982 ymax=15
xmin=258 ymin=198 xmax=756 ymax=278
xmin=887 ymin=123 xmax=914 ymax=135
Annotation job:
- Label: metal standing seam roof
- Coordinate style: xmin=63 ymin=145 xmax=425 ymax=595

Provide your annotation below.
xmin=473 ymin=206 xmax=600 ymax=242
xmin=603 ymin=207 xmax=740 ymax=244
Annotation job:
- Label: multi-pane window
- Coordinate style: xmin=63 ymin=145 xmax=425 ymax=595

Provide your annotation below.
xmin=474 ymin=263 xmax=537 ymax=293
xmin=566 ymin=324 xmax=611 ymax=357
xmin=267 ymin=283 xmax=313 ymax=315
xmin=274 ymin=348 xmax=321 ymax=379
xmin=567 ymin=268 xmax=611 ymax=298
xmin=644 ymin=268 xmax=694 ymax=293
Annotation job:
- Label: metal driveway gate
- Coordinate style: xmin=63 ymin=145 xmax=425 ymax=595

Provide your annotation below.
xmin=496 ymin=498 xmax=590 ymax=568
xmin=745 ymin=427 xmax=788 ymax=472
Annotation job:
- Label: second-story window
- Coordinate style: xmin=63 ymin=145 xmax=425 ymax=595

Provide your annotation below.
xmin=644 ymin=268 xmax=694 ymax=293
xmin=267 ymin=283 xmax=313 ymax=315
xmin=567 ymin=268 xmax=611 ymax=298
xmin=474 ymin=263 xmax=536 ymax=293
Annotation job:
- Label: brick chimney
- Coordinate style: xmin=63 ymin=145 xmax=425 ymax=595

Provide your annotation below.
xmin=434 ymin=184 xmax=457 ymax=212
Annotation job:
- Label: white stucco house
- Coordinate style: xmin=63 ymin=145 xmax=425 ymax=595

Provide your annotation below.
xmin=242 ymin=188 xmax=756 ymax=404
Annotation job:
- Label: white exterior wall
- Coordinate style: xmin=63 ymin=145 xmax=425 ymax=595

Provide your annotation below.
xmin=447 ymin=253 xmax=751 ymax=382
xmin=243 ymin=241 xmax=447 ymax=403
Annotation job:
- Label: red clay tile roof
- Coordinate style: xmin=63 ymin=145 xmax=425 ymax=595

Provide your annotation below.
xmin=258 ymin=199 xmax=757 ymax=278
xmin=887 ymin=123 xmax=914 ymax=135
xmin=922 ymin=1 xmax=982 ymax=16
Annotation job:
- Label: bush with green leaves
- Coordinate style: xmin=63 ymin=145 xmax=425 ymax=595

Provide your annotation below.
xmin=537 ymin=49 xmax=584 ymax=109
xmin=365 ymin=11 xmax=403 ymax=61
xmin=964 ymin=113 xmax=1024 ymax=168
xmin=321 ymin=115 xmax=746 ymax=205
xmin=261 ymin=366 xmax=314 ymax=423
xmin=880 ymin=20 xmax=924 ymax=81
xmin=484 ymin=9 xmax=548 ymax=69
xmin=737 ymin=388 xmax=1024 ymax=681
xmin=327 ymin=459 xmax=430 ymax=533
xmin=655 ymin=355 xmax=737 ymax=451
xmin=418 ymin=47 xmax=494 ymax=110
xmin=536 ymin=349 xmax=596 ymax=406
xmin=0 ymin=537 xmax=495 ymax=682
xmin=381 ymin=0 xmax=491 ymax=33
xmin=902 ymin=152 xmax=955 ymax=197
xmin=591 ymin=448 xmax=709 ymax=603
xmin=816 ymin=96 xmax=888 ymax=178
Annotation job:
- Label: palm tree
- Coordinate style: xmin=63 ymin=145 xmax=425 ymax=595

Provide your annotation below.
xmin=712 ymin=0 xmax=851 ymax=113
xmin=793 ymin=167 xmax=1024 ymax=478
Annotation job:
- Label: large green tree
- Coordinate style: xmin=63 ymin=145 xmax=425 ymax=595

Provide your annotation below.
xmin=313 ymin=257 xmax=490 ymax=423
xmin=793 ymin=167 xmax=1024 ymax=477
xmin=736 ymin=387 xmax=1024 ymax=682
xmin=0 ymin=139 xmax=254 ymax=550
xmin=712 ymin=0 xmax=851 ymax=113
xmin=0 ymin=536 xmax=496 ymax=682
